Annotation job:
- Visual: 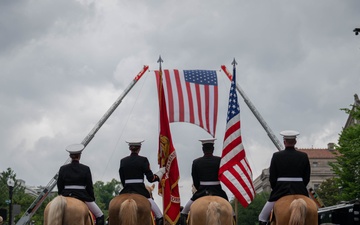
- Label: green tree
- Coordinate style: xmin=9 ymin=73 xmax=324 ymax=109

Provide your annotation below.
xmin=93 ymin=179 xmax=122 ymax=218
xmin=232 ymin=192 xmax=269 ymax=225
xmin=13 ymin=192 xmax=54 ymax=225
xmin=0 ymin=168 xmax=16 ymax=221
xmin=0 ymin=168 xmax=55 ymax=225
xmin=330 ymin=105 xmax=360 ymax=201
xmin=316 ymin=178 xmax=341 ymax=206
xmin=1 ymin=168 xmax=22 ymax=222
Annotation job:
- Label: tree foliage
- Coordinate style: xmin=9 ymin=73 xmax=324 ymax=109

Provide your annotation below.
xmin=93 ymin=179 xmax=121 ymax=214
xmin=0 ymin=168 xmax=25 ymax=220
xmin=0 ymin=168 xmax=54 ymax=225
xmin=316 ymin=178 xmax=342 ymax=206
xmin=330 ymin=105 xmax=360 ymax=201
xmin=232 ymin=192 xmax=269 ymax=225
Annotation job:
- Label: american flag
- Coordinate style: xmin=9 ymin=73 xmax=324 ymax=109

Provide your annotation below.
xmin=155 ymin=69 xmax=218 ymax=137
xmin=218 ymin=65 xmax=255 ymax=208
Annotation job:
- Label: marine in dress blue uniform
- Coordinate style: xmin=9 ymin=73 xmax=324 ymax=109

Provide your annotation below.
xmin=119 ymin=140 xmax=165 ymax=225
xmin=191 ymin=140 xmax=228 ymax=201
xmin=57 ymin=144 xmax=104 ymax=225
xmin=180 ymin=138 xmax=229 ymax=225
xmin=258 ymin=130 xmax=311 ymax=225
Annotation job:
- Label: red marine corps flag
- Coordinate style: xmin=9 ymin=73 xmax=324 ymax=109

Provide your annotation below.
xmin=156 ymin=56 xmax=181 ymax=225
xmin=219 ymin=59 xmax=255 ymax=207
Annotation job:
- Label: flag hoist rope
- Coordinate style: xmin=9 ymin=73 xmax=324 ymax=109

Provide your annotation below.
xmin=16 ymin=65 xmax=149 ymax=225
xmin=221 ymin=65 xmax=283 ymax=151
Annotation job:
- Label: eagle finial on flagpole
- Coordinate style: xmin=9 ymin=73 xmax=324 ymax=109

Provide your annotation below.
xmin=231 ymin=58 xmax=237 ymax=80
xmin=157 ymin=55 xmax=163 ymax=68
xmin=232 ymin=58 xmax=237 ymax=67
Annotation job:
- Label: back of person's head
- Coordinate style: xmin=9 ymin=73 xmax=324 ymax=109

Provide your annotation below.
xmin=126 ymin=139 xmax=144 ymax=152
xmin=70 ymin=153 xmax=81 ymax=160
xmin=199 ymin=138 xmax=216 ymax=154
xmin=202 ymin=143 xmax=214 ymax=153
xmin=284 ymin=138 xmax=297 ymax=147
xmin=280 ymin=130 xmax=299 ymax=148
xmin=130 ymin=145 xmax=141 ymax=152
xmin=66 ymin=144 xmax=84 ymax=160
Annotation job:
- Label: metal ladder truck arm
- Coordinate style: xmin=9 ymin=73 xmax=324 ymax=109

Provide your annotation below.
xmin=16 ymin=65 xmax=149 ymax=225
xmin=221 ymin=65 xmax=283 ymax=151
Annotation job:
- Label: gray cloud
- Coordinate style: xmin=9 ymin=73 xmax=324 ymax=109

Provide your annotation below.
xmin=1 ymin=0 xmax=359 ymax=210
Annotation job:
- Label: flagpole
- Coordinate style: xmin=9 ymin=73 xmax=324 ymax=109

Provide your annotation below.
xmin=157 ymin=56 xmax=164 ymax=117
xmin=232 ymin=59 xmax=240 ymax=224
xmin=157 ymin=55 xmax=164 ymax=167
xmin=157 ymin=55 xmax=166 ymax=222
xmin=156 ymin=56 xmax=181 ymax=225
xmin=221 ymin=64 xmax=283 ymax=151
xmin=16 ymin=65 xmax=149 ymax=225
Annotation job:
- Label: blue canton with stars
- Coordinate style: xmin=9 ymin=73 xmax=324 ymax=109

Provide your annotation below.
xmin=227 ymin=77 xmax=240 ymax=123
xmin=184 ymin=70 xmax=218 ymax=86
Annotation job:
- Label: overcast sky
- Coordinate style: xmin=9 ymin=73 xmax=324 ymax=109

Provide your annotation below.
xmin=1 ymin=0 xmax=360 ymax=211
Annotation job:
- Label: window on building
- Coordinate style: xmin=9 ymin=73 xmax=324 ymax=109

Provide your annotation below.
xmin=312 ymin=161 xmax=318 ymax=167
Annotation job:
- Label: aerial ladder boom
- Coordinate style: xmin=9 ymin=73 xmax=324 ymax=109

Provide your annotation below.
xmin=221 ymin=65 xmax=283 ymax=151
xmin=16 ymin=65 xmax=149 ymax=225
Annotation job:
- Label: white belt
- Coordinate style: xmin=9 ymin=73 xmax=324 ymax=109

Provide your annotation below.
xmin=125 ymin=179 xmax=144 ymax=184
xmin=277 ymin=177 xmax=303 ymax=182
xmin=64 ymin=185 xmax=86 ymax=189
xmin=200 ymin=181 xmax=220 ymax=185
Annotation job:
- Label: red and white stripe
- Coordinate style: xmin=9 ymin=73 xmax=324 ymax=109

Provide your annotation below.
xmin=219 ymin=115 xmax=255 ymax=207
xmin=155 ymin=69 xmax=218 ymax=137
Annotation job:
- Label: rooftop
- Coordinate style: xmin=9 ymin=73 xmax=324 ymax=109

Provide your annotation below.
xmin=298 ymin=148 xmax=340 ymax=159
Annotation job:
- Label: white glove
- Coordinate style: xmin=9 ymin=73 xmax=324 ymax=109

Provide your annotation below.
xmin=154 ymin=167 xmax=166 ymax=179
